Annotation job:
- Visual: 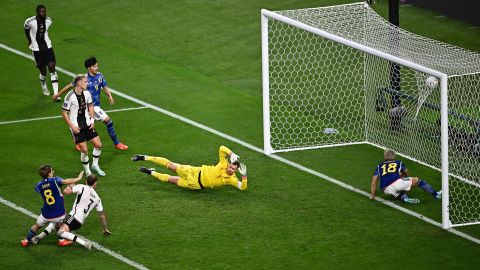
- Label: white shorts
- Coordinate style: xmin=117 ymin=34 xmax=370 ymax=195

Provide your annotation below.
xmin=36 ymin=214 xmax=65 ymax=227
xmin=93 ymin=106 xmax=109 ymax=122
xmin=383 ymin=177 xmax=413 ymax=198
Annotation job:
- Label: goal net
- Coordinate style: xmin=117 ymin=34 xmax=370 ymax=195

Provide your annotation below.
xmin=261 ymin=2 xmax=480 ymax=228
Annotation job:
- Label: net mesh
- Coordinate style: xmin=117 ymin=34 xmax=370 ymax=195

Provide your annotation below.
xmin=265 ymin=2 xmax=480 ymax=226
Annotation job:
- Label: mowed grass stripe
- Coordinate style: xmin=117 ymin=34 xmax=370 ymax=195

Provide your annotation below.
xmin=0 ymin=106 xmax=148 ymax=125
xmin=2 ymin=42 xmax=479 ymax=245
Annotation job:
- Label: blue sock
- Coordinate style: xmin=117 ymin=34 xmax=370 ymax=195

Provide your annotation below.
xmin=105 ymin=120 xmax=120 ymax=145
xmin=418 ymin=180 xmax=438 ymax=197
xmin=26 ymin=229 xmax=36 ymax=241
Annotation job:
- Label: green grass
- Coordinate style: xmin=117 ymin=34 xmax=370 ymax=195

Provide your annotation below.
xmin=1 ymin=1 xmax=480 ymax=269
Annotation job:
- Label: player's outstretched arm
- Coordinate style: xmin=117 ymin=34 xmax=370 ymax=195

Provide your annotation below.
xmin=98 ymin=211 xmax=111 ymax=235
xmin=62 ymin=171 xmax=84 ymax=186
xmin=370 ymin=175 xmax=379 ymax=200
xmin=236 ymin=163 xmax=248 ymax=191
xmin=218 ymin=145 xmax=233 ymax=165
xmin=52 ymin=83 xmax=73 ymax=101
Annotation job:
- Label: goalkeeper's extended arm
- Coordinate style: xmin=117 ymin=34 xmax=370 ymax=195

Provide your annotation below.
xmin=236 ymin=163 xmax=248 ymax=191
xmin=219 ymin=145 xmax=236 ymax=165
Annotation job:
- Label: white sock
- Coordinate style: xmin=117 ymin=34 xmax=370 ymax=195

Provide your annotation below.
xmin=81 ymin=152 xmax=91 ymax=173
xmin=59 ymin=231 xmax=86 ymax=246
xmin=50 ymin=72 xmax=58 ymax=94
xmin=92 ymin=148 xmax=101 ymax=167
xmin=39 ymin=73 xmax=46 ymax=86
xmin=36 ymin=222 xmax=56 ymax=241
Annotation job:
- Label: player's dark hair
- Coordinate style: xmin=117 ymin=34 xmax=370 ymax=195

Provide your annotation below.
xmin=73 ymin=74 xmax=85 ymax=85
xmin=36 ymin=4 xmax=46 ymax=13
xmin=232 ymin=160 xmax=240 ymax=167
xmin=84 ymin=57 xmax=97 ymax=69
xmin=39 ymin=164 xmax=52 ymax=178
xmin=87 ymin=174 xmax=98 ymax=186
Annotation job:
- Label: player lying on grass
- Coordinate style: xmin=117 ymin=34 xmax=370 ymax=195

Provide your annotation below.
xmin=31 ymin=174 xmax=109 ymax=250
xmin=53 ymin=56 xmax=128 ymax=151
xmin=370 ymin=149 xmax=442 ymax=204
xmin=132 ymin=145 xmax=248 ymax=191
xmin=21 ymin=165 xmax=89 ymax=248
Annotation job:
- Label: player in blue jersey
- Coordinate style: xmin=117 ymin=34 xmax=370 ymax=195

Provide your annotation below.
xmin=21 ymin=165 xmax=90 ymax=248
xmin=53 ymin=56 xmax=128 ymax=151
xmin=370 ymin=149 xmax=442 ymax=204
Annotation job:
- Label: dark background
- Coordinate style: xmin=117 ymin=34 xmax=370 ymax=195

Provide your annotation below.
xmin=406 ymin=0 xmax=480 ymax=26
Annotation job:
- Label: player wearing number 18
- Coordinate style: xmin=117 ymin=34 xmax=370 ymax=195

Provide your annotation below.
xmin=370 ymin=149 xmax=442 ymax=204
xmin=21 ymin=165 xmax=84 ymax=247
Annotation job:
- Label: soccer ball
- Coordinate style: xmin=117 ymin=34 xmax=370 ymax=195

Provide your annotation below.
xmin=425 ymin=76 xmax=438 ymax=89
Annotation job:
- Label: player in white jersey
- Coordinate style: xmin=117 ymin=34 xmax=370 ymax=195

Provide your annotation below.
xmin=31 ymin=174 xmax=110 ymax=249
xmin=62 ymin=74 xmax=105 ymax=176
xmin=63 ymin=174 xmax=110 ymax=233
xmin=24 ymin=4 xmax=59 ymax=98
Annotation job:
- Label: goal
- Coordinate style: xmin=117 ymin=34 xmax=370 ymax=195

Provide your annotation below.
xmin=261 ymin=2 xmax=480 ymax=229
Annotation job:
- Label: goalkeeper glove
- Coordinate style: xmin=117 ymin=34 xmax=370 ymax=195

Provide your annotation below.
xmin=230 ymin=153 xmax=240 ymax=163
xmin=238 ymin=163 xmax=247 ymax=176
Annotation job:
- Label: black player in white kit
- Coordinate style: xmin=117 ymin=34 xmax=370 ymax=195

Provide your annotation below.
xmin=62 ymin=74 xmax=105 ymax=176
xmin=24 ymin=4 xmax=59 ymax=98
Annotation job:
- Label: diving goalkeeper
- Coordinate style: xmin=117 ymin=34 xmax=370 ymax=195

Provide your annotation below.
xmin=132 ymin=145 xmax=247 ymax=191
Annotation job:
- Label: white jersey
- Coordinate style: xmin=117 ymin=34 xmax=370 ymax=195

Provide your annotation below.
xmin=69 ymin=184 xmax=103 ymax=224
xmin=24 ymin=16 xmax=53 ymax=51
xmin=62 ymin=90 xmax=93 ymax=129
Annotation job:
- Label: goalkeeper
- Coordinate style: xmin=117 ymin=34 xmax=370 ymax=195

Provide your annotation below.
xmin=132 ymin=145 xmax=247 ymax=191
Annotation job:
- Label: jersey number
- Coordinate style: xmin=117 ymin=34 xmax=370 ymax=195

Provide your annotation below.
xmin=381 ymin=163 xmax=398 ymax=176
xmin=84 ymin=199 xmax=94 ymax=214
xmin=44 ymin=189 xmax=56 ymax=205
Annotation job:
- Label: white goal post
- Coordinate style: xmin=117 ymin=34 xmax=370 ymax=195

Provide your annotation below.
xmin=261 ymin=2 xmax=480 ymax=229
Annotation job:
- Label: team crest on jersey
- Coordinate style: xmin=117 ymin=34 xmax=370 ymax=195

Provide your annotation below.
xmin=98 ymin=78 xmax=103 ymax=83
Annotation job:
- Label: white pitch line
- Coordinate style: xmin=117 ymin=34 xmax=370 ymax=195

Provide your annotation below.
xmin=2 ymin=43 xmax=480 ymax=246
xmin=0 ymin=106 xmax=147 ymax=125
xmin=0 ymin=196 xmax=149 ymax=270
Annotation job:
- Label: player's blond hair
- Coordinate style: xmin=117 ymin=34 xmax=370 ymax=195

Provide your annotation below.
xmin=384 ymin=149 xmax=396 ymax=160
xmin=73 ymin=74 xmax=86 ymax=85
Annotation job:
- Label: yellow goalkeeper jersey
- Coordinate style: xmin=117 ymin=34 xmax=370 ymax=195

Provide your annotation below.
xmin=200 ymin=146 xmax=247 ymax=190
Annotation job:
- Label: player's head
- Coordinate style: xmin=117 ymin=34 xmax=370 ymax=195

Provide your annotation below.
xmin=38 ymin=164 xmax=53 ymax=178
xmin=384 ymin=149 xmax=396 ymax=160
xmin=84 ymin=57 xmax=99 ymax=75
xmin=36 ymin=4 xmax=46 ymax=19
xmin=86 ymin=174 xmax=98 ymax=187
xmin=226 ymin=161 xmax=240 ymax=175
xmin=73 ymin=74 xmax=87 ymax=90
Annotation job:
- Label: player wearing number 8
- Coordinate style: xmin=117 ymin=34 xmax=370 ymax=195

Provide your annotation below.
xmin=31 ymin=174 xmax=110 ymax=249
xmin=21 ymin=165 xmax=84 ymax=247
xmin=370 ymin=149 xmax=442 ymax=204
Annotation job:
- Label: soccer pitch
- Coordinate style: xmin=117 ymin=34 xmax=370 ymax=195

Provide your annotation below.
xmin=1 ymin=1 xmax=480 ymax=269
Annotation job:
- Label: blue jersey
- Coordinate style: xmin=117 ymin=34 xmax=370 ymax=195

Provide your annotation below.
xmin=72 ymin=72 xmax=107 ymax=107
xmin=86 ymin=72 xmax=107 ymax=106
xmin=373 ymin=160 xmax=406 ymax=190
xmin=34 ymin=176 xmax=65 ymax=219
